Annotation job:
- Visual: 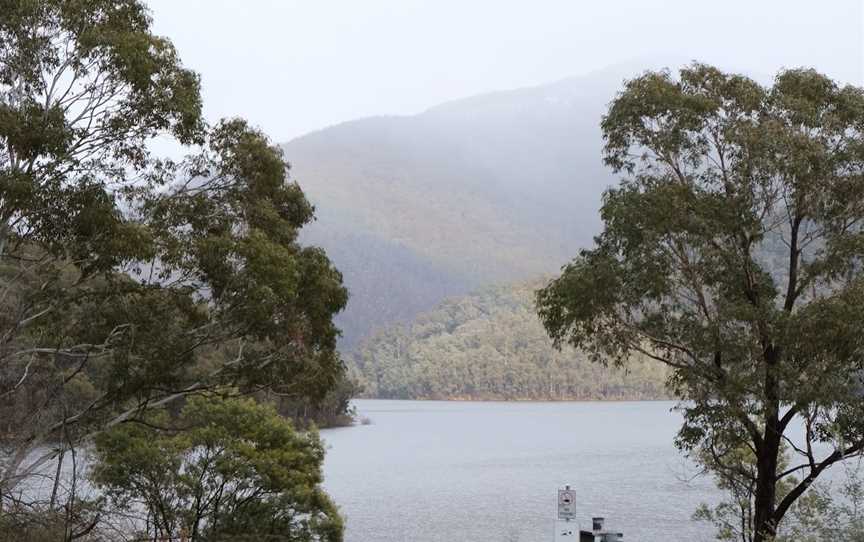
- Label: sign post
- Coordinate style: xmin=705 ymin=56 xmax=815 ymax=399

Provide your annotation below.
xmin=557 ymin=487 xmax=576 ymax=520
xmin=554 ymin=485 xmax=578 ymax=540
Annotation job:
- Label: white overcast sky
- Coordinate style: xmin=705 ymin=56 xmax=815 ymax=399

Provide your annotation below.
xmin=145 ymin=0 xmax=864 ymax=143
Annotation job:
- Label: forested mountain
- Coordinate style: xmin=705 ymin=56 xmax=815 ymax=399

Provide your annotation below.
xmin=348 ymin=280 xmax=669 ymax=400
xmin=284 ymin=62 xmax=670 ymax=348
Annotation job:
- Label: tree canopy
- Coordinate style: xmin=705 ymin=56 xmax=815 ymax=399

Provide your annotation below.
xmin=0 ymin=1 xmax=348 ymax=537
xmin=93 ymin=396 xmax=343 ymax=542
xmin=537 ymin=63 xmax=864 ymax=541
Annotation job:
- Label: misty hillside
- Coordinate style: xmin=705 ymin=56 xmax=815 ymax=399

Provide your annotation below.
xmin=284 ymin=63 xmax=659 ymax=348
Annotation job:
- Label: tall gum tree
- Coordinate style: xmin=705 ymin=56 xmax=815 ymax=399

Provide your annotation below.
xmin=0 ymin=0 xmax=347 ymax=514
xmin=536 ymin=63 xmax=864 ymax=541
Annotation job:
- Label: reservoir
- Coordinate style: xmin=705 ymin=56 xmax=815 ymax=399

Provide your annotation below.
xmin=321 ymin=400 xmax=718 ymax=542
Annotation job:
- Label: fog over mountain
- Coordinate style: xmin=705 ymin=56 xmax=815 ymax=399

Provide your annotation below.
xmin=283 ymin=61 xmax=676 ymax=348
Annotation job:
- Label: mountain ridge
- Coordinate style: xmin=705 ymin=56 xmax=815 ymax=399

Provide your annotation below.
xmin=281 ymin=60 xmax=684 ymax=349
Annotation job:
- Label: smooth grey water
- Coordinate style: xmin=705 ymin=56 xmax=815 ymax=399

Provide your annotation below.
xmin=320 ymin=400 xmax=719 ymax=542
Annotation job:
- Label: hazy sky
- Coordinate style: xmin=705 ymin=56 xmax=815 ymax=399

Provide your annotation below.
xmin=146 ymin=0 xmax=864 ymax=143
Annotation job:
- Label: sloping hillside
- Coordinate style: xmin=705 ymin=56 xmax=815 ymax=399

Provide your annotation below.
xmin=283 ymin=62 xmax=662 ymax=348
xmin=348 ymin=280 xmax=669 ymax=400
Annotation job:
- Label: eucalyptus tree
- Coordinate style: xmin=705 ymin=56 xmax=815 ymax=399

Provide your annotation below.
xmin=537 ymin=64 xmax=864 ymax=541
xmin=92 ymin=396 xmax=343 ymax=542
xmin=0 ymin=0 xmax=346 ymax=521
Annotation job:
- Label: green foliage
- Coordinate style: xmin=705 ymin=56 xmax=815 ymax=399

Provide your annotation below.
xmin=695 ymin=458 xmax=864 ymax=541
xmin=351 ymin=279 xmax=668 ymax=400
xmin=0 ymin=1 xmax=349 ymax=535
xmin=140 ymin=118 xmax=348 ymax=397
xmin=536 ymin=63 xmax=864 ymax=541
xmin=270 ymin=372 xmax=358 ymax=429
xmin=694 ymin=445 xmax=799 ymax=541
xmin=777 ymin=462 xmax=864 ymax=541
xmin=93 ymin=396 xmax=343 ymax=542
xmin=0 ymin=498 xmax=101 ymax=542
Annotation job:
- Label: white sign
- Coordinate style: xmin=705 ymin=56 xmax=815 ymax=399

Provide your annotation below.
xmin=558 ymin=488 xmax=576 ymax=520
xmin=554 ymin=522 xmax=578 ymax=541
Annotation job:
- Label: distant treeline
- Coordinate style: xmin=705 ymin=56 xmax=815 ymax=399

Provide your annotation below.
xmin=348 ymin=279 xmax=669 ymax=400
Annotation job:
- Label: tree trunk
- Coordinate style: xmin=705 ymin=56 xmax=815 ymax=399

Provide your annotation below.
xmin=752 ymin=434 xmax=780 ymax=542
xmin=49 ymin=447 xmax=65 ymax=509
xmin=753 ymin=342 xmax=782 ymax=542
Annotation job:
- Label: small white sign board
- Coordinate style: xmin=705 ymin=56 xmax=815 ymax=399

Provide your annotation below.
xmin=554 ymin=521 xmax=579 ymax=541
xmin=558 ymin=488 xmax=576 ymax=520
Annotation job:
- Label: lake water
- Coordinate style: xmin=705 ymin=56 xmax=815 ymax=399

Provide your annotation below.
xmin=320 ymin=400 xmax=719 ymax=542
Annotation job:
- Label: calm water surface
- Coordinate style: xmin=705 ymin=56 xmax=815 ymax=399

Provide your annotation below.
xmin=320 ymin=400 xmax=718 ymax=542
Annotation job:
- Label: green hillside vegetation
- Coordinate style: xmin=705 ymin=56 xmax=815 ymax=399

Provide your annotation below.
xmin=349 ymin=280 xmax=669 ymax=400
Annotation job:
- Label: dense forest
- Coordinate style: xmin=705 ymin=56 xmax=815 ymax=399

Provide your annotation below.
xmin=349 ymin=280 xmax=669 ymax=400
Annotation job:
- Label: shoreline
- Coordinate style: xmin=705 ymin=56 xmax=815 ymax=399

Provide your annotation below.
xmin=350 ymin=396 xmax=675 ymax=404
